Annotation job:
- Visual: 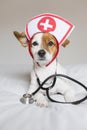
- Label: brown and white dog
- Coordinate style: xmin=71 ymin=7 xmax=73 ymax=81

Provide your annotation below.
xmin=14 ymin=31 xmax=75 ymax=107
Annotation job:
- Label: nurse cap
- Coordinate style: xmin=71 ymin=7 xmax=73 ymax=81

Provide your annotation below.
xmin=25 ymin=13 xmax=75 ymax=45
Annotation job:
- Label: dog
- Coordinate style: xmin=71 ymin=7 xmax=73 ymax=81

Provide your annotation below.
xmin=14 ymin=31 xmax=75 ymax=107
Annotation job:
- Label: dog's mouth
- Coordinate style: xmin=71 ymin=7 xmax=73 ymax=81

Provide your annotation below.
xmin=38 ymin=57 xmax=46 ymax=61
xmin=37 ymin=56 xmax=50 ymax=64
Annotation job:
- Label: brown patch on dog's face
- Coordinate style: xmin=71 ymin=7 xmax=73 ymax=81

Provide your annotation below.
xmin=42 ymin=33 xmax=58 ymax=57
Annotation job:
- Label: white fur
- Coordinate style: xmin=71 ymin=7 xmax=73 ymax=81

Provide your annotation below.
xmin=28 ymin=33 xmax=75 ymax=107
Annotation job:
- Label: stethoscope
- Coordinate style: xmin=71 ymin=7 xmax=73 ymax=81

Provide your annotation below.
xmin=20 ymin=73 xmax=87 ymax=105
xmin=20 ymin=39 xmax=87 ymax=105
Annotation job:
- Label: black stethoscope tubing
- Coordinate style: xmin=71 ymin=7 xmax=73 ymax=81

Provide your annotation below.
xmin=32 ymin=74 xmax=87 ymax=105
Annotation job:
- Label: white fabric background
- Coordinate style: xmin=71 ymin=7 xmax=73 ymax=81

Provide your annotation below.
xmin=0 ymin=64 xmax=87 ymax=130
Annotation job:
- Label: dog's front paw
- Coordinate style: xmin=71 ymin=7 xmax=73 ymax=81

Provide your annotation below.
xmin=34 ymin=93 xmax=48 ymax=107
xmin=36 ymin=98 xmax=48 ymax=107
xmin=64 ymin=90 xmax=75 ymax=102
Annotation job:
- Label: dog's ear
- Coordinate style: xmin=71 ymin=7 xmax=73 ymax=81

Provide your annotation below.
xmin=62 ymin=39 xmax=70 ymax=47
xmin=13 ymin=31 xmax=29 ymax=47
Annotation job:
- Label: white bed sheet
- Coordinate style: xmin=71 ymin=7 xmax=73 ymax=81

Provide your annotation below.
xmin=0 ymin=64 xmax=87 ymax=130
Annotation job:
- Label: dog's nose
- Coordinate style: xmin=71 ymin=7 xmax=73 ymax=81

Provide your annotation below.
xmin=38 ymin=49 xmax=46 ymax=57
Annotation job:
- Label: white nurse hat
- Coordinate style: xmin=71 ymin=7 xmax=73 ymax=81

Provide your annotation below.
xmin=25 ymin=13 xmax=75 ymax=45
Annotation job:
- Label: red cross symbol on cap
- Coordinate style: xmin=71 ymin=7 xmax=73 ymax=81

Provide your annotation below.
xmin=37 ymin=17 xmax=56 ymax=32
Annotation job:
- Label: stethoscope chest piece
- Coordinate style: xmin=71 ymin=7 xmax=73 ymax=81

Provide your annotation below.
xmin=20 ymin=93 xmax=34 ymax=104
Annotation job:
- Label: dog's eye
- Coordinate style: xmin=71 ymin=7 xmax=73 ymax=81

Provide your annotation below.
xmin=32 ymin=41 xmax=38 ymax=46
xmin=48 ymin=41 xmax=54 ymax=46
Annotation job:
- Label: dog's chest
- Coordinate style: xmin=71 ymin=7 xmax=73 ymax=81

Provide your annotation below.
xmin=34 ymin=62 xmax=65 ymax=83
xmin=35 ymin=64 xmax=56 ymax=82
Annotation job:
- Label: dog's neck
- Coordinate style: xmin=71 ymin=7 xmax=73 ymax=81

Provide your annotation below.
xmin=33 ymin=59 xmax=57 ymax=78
